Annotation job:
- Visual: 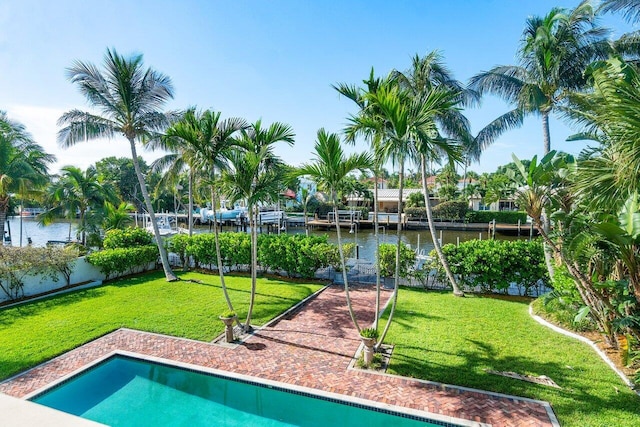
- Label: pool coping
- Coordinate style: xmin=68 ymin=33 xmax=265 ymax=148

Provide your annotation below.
xmin=23 ymin=349 xmax=490 ymax=427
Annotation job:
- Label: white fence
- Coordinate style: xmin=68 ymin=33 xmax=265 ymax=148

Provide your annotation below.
xmin=0 ymin=256 xmax=155 ymax=304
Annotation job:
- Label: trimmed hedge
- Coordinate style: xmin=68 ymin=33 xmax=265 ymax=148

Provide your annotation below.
xmin=430 ymin=239 xmax=547 ymax=295
xmin=404 ymin=207 xmax=426 ymax=219
xmin=431 ymin=201 xmax=468 ymax=221
xmin=86 ymin=245 xmax=159 ymax=279
xmin=465 ymin=210 xmax=528 ymax=224
xmin=168 ymin=232 xmax=343 ymax=278
xmin=103 ymin=227 xmax=153 ymax=249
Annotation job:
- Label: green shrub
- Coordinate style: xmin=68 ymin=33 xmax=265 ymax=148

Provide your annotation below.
xmin=432 ymin=200 xmax=468 ymax=221
xmin=185 ymin=233 xmax=251 ymax=269
xmin=404 ymin=207 xmax=426 ymax=219
xmin=377 ymin=243 xmax=416 ymax=278
xmin=87 ymin=245 xmax=158 ymax=279
xmin=465 ymin=210 xmax=528 ymax=224
xmin=430 ymin=239 xmax=547 ymax=294
xmin=103 ymin=227 xmax=154 ymax=249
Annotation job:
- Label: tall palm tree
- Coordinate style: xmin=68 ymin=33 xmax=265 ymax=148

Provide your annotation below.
xmin=352 ymin=78 xmax=463 ymax=346
xmin=221 ymin=120 xmax=294 ymax=332
xmin=335 ymin=68 xmax=386 ymax=329
xmin=154 ymin=109 xmax=246 ymax=312
xmin=298 ymin=129 xmax=372 ymax=333
xmin=469 ymin=0 xmax=609 ymax=155
xmin=58 ymin=48 xmax=179 ymax=281
xmin=0 ymin=112 xmax=55 ymax=242
xmin=41 ymin=166 xmax=116 ymax=245
xmin=393 ymin=52 xmax=473 ymax=297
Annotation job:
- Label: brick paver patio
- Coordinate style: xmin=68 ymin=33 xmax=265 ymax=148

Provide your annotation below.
xmin=0 ymin=286 xmax=557 ymax=426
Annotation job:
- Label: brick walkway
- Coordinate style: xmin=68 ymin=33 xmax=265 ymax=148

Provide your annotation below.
xmin=0 ymin=286 xmax=557 ymax=426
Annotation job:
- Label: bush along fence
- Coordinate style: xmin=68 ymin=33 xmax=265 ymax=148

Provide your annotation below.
xmin=86 ymin=228 xmax=159 ymax=280
xmin=404 ymin=206 xmax=528 ymax=225
xmin=429 ymin=239 xmax=549 ymax=296
xmin=167 ymin=232 xmax=347 ymax=279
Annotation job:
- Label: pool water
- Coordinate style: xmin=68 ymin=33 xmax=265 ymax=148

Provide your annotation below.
xmin=31 ymin=355 xmax=453 ymax=427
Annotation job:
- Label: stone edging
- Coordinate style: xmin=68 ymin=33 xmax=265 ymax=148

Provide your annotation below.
xmin=528 ymin=304 xmax=638 ymax=395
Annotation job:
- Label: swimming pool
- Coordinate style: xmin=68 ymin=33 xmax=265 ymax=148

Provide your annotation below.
xmin=30 ymin=354 xmax=461 ymax=427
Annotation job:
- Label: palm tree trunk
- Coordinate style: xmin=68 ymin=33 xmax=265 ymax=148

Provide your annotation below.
xmin=541 ymin=110 xmax=556 ymax=280
xmin=127 ymin=137 xmax=177 ymax=281
xmin=421 ymin=156 xmax=464 ymax=296
xmin=334 ymin=191 xmax=360 ymax=333
xmin=377 ymin=161 xmax=404 ymax=347
xmin=211 ymin=183 xmax=236 ymax=317
xmin=0 ymin=201 xmax=7 ymax=245
xmin=303 ymin=198 xmax=309 ymax=237
xmin=244 ymin=204 xmax=258 ymax=333
xmin=188 ymin=170 xmax=194 ymax=237
xmin=541 ymin=111 xmax=551 ymax=155
xmin=79 ymin=210 xmax=86 ymax=245
xmin=373 ymin=172 xmax=381 ymax=330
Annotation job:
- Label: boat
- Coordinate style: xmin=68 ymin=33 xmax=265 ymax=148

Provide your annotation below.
xmin=20 ymin=207 xmax=44 ymax=217
xmin=200 ymin=201 xmax=247 ymax=224
xmin=145 ymin=214 xmax=178 ymax=237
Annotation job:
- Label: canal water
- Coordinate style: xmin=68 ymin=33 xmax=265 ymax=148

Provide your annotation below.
xmin=4 ymin=217 xmax=77 ymax=247
xmin=4 ymin=216 xmax=527 ymax=264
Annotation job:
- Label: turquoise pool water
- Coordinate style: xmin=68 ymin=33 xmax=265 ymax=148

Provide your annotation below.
xmin=31 ymin=355 xmax=455 ymax=427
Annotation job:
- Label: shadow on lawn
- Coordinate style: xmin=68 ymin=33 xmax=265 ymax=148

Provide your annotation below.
xmin=391 ymin=338 xmax=640 ymax=424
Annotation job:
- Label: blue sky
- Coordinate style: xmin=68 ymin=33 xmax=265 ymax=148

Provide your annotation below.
xmin=0 ymin=0 xmax=634 ymax=175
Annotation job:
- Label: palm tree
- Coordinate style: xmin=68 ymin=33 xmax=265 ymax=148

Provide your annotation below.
xmin=393 ymin=52 xmax=475 ymax=297
xmin=0 ymin=112 xmax=55 ymax=242
xmin=469 ymin=0 xmax=609 ymax=155
xmin=351 ymin=77 xmax=464 ymax=345
xmin=221 ymin=120 xmax=294 ymax=332
xmin=298 ymin=129 xmax=372 ymax=333
xmin=154 ymin=109 xmax=247 ymax=312
xmin=335 ymin=68 xmax=386 ymax=329
xmin=566 ymin=58 xmax=640 ymax=210
xmin=103 ymin=201 xmax=135 ymax=230
xmin=41 ymin=166 xmax=116 ymax=245
xmin=58 ymin=48 xmax=179 ymax=281
xmin=600 ymin=0 xmax=640 ymax=22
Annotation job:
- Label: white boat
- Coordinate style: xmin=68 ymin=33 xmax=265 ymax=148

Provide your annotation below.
xmin=200 ymin=201 xmax=247 ymax=223
xmin=145 ymin=214 xmax=178 ymax=237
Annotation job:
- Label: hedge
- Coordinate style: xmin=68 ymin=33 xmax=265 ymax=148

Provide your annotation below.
xmin=168 ymin=232 xmax=343 ymax=278
xmin=430 ymin=239 xmax=547 ymax=295
xmin=86 ymin=245 xmax=159 ymax=280
xmin=431 ymin=201 xmax=468 ymax=221
xmin=103 ymin=227 xmax=154 ymax=249
xmin=465 ymin=210 xmax=528 ymax=224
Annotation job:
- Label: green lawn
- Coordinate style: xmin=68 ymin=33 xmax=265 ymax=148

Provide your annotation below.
xmin=384 ymin=288 xmax=640 ymax=427
xmin=0 ymin=271 xmax=322 ymax=380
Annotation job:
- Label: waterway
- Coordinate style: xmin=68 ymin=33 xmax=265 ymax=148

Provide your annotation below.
xmin=4 ymin=217 xmax=77 ymax=247
xmin=4 ymin=216 xmax=528 ymax=263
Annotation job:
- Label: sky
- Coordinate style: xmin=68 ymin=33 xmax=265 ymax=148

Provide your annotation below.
xmin=0 ymin=0 xmax=635 ymax=176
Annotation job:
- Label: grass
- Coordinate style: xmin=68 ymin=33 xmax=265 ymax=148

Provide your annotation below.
xmin=383 ymin=288 xmax=640 ymax=427
xmin=0 ymin=271 xmax=322 ymax=381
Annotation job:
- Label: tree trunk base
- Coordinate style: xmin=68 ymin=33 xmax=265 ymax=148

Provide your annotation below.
xmin=453 ymin=290 xmax=465 ymax=297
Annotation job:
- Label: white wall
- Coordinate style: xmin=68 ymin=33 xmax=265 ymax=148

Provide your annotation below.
xmin=0 ymin=257 xmax=155 ymax=304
